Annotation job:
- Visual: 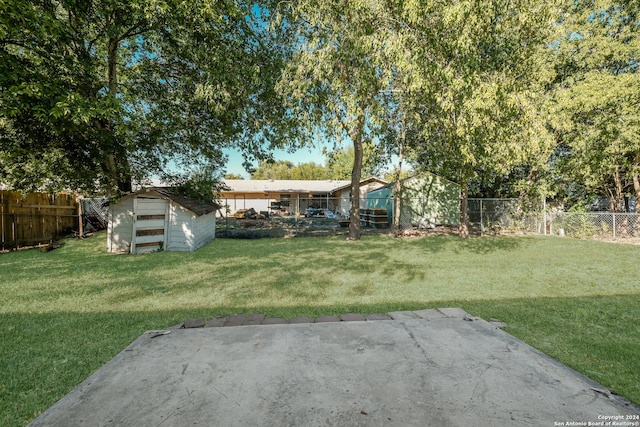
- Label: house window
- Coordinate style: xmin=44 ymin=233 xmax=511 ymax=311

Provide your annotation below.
xmin=280 ymin=194 xmax=290 ymax=206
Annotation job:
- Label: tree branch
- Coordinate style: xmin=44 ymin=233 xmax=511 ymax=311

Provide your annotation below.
xmin=0 ymin=39 xmax=29 ymax=49
xmin=120 ymin=23 xmax=152 ymax=42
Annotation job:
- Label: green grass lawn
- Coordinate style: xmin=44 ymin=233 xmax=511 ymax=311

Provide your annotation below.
xmin=1 ymin=232 xmax=639 ymax=425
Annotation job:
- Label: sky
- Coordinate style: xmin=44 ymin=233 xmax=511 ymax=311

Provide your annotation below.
xmin=223 ymin=143 xmax=338 ymax=179
xmin=224 ymin=141 xmax=400 ymax=179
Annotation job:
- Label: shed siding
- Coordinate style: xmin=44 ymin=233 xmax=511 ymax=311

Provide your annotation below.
xmin=108 ymin=198 xmax=134 ymax=253
xmin=135 ymin=218 xmax=164 ymax=229
xmin=135 ymin=198 xmax=166 ymax=216
xmin=193 ymin=213 xmax=216 ymax=249
xmin=165 ymin=202 xmax=196 ymax=251
xmin=366 ymin=187 xmax=393 ymax=220
xmin=366 ymin=175 xmax=460 ymax=227
xmin=402 ymin=176 xmax=459 ymax=225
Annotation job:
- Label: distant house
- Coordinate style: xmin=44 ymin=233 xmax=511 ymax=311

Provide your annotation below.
xmin=366 ymin=174 xmax=460 ymax=227
xmin=220 ymin=178 xmax=387 ymax=217
xmin=108 ymin=187 xmax=219 ymax=254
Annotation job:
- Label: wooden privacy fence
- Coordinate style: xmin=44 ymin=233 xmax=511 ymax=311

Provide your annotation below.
xmin=0 ymin=190 xmax=79 ymax=250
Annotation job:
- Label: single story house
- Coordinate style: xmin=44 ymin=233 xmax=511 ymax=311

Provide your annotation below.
xmin=366 ymin=173 xmax=460 ymax=228
xmin=220 ymin=178 xmax=387 ymax=217
xmin=108 ymin=187 xmax=219 ymax=254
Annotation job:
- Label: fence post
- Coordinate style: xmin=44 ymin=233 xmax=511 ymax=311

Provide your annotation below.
xmin=612 ymin=213 xmax=616 ymax=240
xmin=480 ymin=199 xmax=484 ymax=235
xmin=543 ymin=199 xmax=547 ymax=235
xmin=12 ymin=212 xmax=17 ymax=249
xmin=78 ymin=199 xmax=83 ymax=237
xmin=225 ymin=198 xmax=229 ymax=234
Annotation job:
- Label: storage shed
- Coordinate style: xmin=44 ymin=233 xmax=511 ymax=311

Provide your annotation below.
xmin=108 ymin=187 xmax=219 ymax=254
xmin=366 ymin=173 xmax=460 ymax=228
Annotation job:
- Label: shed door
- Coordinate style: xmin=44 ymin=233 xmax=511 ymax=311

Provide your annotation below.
xmin=132 ymin=197 xmax=168 ymax=254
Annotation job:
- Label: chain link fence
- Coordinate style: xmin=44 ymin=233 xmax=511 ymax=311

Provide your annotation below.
xmin=548 ymin=212 xmax=640 ymax=241
xmin=468 ymin=199 xmax=545 ymax=235
xmin=216 ymin=196 xmax=532 ymax=238
xmin=5 ymin=191 xmax=637 ymax=245
xmin=216 ymin=195 xmax=640 ymax=241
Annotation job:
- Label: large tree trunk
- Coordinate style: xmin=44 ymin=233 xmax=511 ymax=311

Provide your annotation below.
xmin=613 ymin=165 xmax=624 ymax=212
xmin=348 ymin=136 xmax=364 ymax=240
xmin=345 ymin=110 xmax=367 ymax=241
xmin=108 ymin=37 xmax=118 ymax=95
xmin=393 ymin=125 xmax=405 ymax=237
xmin=393 ymin=154 xmax=404 ymax=237
xmin=102 ymin=36 xmax=132 ymax=196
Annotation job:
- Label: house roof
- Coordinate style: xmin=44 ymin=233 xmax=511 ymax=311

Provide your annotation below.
xmin=222 ymin=179 xmax=351 ymax=194
xmin=127 ymin=187 xmax=220 ymax=216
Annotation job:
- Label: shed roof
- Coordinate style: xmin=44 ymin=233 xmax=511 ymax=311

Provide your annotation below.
xmin=222 ymin=179 xmax=351 ymax=194
xmin=126 ymin=187 xmax=220 ymax=216
xmin=330 ymin=177 xmax=388 ymax=192
xmin=368 ymin=173 xmax=459 ymax=193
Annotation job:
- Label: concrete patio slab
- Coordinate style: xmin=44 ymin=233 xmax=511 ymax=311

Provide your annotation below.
xmin=29 ymin=310 xmax=639 ymax=427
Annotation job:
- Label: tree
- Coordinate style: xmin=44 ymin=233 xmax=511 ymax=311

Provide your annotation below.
xmin=383 ymin=167 xmax=412 ymax=184
xmin=275 ymin=0 xmax=397 ymax=240
xmin=324 ymin=144 xmax=385 ymax=180
xmin=251 ymin=160 xmax=294 ymax=179
xmin=224 ymin=173 xmax=245 ymax=180
xmin=395 ymin=0 xmax=557 ymax=236
xmin=290 ymin=162 xmax=330 ymax=180
xmin=548 ymin=0 xmax=640 ymax=212
xmin=250 ymin=160 xmax=328 ymax=179
xmin=0 ymin=0 xmax=289 ymax=196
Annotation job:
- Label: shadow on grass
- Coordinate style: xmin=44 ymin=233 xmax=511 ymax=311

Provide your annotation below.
xmin=214 ymin=229 xmax=528 ymax=254
xmin=0 ymin=233 xmax=591 ymax=314
xmin=407 ymin=234 xmax=529 ymax=254
xmin=456 ymin=235 xmax=529 ymax=253
xmin=3 ymin=294 xmax=639 ymax=426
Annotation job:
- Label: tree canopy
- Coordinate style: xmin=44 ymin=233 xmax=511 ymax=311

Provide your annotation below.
xmin=0 ymin=0 xmax=290 ymax=196
xmin=391 ymin=0 xmax=557 ymax=236
xmin=548 ymin=0 xmax=640 ymax=211
xmin=324 ymin=144 xmax=385 ymax=180
xmin=3 ymin=0 xmax=640 ymax=234
xmin=274 ymin=0 xmax=558 ymax=237
xmin=250 ymin=160 xmax=329 ymax=180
